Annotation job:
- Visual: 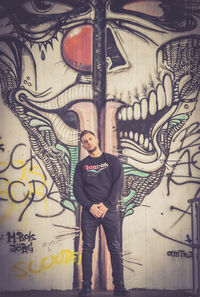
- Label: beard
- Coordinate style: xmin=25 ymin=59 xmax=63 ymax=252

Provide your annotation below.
xmin=88 ymin=146 xmax=97 ymax=154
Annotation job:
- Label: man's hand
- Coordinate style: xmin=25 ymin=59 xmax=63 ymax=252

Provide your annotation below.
xmin=98 ymin=203 xmax=108 ymax=218
xmin=90 ymin=204 xmax=103 ymax=218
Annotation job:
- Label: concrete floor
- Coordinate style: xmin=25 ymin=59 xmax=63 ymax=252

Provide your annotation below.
xmin=0 ymin=289 xmax=197 ymax=297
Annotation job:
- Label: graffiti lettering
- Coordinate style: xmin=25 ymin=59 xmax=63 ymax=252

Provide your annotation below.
xmin=9 ymin=242 xmax=34 ymax=253
xmin=171 ymin=122 xmax=200 ymax=153
xmin=0 ymin=137 xmax=5 ymax=152
xmin=42 ymin=240 xmax=59 ymax=252
xmin=6 ymin=231 xmax=36 ymax=243
xmin=13 ymin=249 xmax=81 ymax=278
xmin=0 ymin=233 xmax=5 ymax=240
xmin=167 ymin=122 xmax=200 ymax=196
xmin=8 ymin=180 xmax=48 ymax=221
xmin=0 ymin=143 xmax=65 ymax=221
xmin=167 ymin=250 xmax=192 ymax=258
xmin=0 ymin=143 xmax=46 ymax=176
xmin=6 ymin=231 xmax=36 ymax=254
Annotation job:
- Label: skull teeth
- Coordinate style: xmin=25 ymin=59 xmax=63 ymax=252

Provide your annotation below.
xmin=120 ymin=131 xmax=153 ymax=152
xmin=117 ymin=74 xmax=175 ymax=154
xmin=117 ymin=74 xmax=173 ymax=121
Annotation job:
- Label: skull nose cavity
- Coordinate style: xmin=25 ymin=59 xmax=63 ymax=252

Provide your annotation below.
xmin=61 ymin=25 xmax=93 ymax=72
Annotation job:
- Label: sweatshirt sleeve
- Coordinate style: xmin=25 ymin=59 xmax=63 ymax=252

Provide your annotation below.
xmin=103 ymin=156 xmax=124 ymax=209
xmin=73 ymin=163 xmax=93 ymax=210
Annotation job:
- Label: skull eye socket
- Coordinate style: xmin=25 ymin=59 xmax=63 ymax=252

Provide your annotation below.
xmin=31 ymin=0 xmax=55 ymax=12
xmin=61 ymin=25 xmax=93 ymax=72
xmin=22 ymin=0 xmax=73 ymax=14
xmin=123 ymin=0 xmax=163 ymax=17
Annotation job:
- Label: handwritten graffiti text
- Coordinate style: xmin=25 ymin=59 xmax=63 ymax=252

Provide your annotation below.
xmin=13 ymin=249 xmax=81 ymax=278
xmin=167 ymin=250 xmax=192 ymax=258
xmin=0 ymin=143 xmax=64 ymax=221
xmin=0 ymin=137 xmax=5 ymax=152
xmin=6 ymin=231 xmax=36 ymax=254
xmin=167 ymin=122 xmax=200 ymax=195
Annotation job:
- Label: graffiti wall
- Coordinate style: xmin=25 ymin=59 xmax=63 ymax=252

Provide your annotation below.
xmin=0 ymin=0 xmax=200 ymax=292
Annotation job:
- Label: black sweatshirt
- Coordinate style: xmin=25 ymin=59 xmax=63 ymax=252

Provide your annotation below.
xmin=73 ymin=152 xmax=123 ymax=211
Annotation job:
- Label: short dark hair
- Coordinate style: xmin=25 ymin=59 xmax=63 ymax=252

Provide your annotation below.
xmin=80 ymin=130 xmax=96 ymax=141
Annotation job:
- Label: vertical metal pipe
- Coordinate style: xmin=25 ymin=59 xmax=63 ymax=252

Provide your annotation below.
xmin=197 ymin=200 xmax=200 ymax=297
xmin=92 ymin=0 xmax=107 ymax=289
xmin=73 ymin=206 xmax=81 ymax=290
xmin=191 ymin=202 xmax=195 ymax=293
xmin=92 ymin=0 xmax=107 ymax=144
xmin=189 ymin=198 xmax=200 ymax=296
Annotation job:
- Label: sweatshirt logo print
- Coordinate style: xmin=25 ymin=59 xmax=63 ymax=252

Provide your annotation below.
xmin=84 ymin=162 xmax=108 ymax=174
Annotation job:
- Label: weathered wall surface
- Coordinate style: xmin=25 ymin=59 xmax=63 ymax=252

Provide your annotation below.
xmin=0 ymin=0 xmax=200 ymax=292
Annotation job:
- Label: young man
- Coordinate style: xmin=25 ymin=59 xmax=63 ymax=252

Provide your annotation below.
xmin=73 ymin=130 xmax=130 ymax=297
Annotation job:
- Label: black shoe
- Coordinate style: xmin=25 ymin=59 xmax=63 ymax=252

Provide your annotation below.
xmin=78 ymin=286 xmax=92 ymax=297
xmin=113 ymin=285 xmax=130 ymax=296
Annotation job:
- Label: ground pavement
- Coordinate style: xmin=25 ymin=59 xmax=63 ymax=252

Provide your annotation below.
xmin=0 ymin=289 xmax=197 ymax=297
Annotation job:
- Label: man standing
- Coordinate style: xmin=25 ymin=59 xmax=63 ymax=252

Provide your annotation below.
xmin=73 ymin=130 xmax=130 ymax=297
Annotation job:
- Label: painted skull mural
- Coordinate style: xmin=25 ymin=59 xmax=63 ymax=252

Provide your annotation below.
xmin=0 ymin=0 xmax=200 ymax=291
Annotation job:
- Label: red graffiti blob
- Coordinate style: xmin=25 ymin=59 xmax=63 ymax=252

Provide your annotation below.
xmin=62 ymin=25 xmax=93 ymax=72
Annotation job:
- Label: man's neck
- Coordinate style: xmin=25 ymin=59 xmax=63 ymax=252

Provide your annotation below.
xmin=89 ymin=147 xmax=102 ymax=158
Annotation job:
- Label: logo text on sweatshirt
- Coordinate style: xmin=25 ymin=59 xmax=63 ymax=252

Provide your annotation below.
xmin=84 ymin=162 xmax=108 ymax=172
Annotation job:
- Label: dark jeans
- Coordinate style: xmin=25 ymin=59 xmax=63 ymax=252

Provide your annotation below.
xmin=81 ymin=209 xmax=123 ymax=287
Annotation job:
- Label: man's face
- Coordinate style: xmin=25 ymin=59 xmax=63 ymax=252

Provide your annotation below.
xmin=81 ymin=133 xmax=99 ymax=154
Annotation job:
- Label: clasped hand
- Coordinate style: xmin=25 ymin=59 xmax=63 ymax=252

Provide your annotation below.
xmin=90 ymin=203 xmax=108 ymax=218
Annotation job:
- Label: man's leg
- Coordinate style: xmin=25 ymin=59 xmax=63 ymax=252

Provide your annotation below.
xmin=101 ymin=210 xmax=122 ymax=285
xmin=102 ymin=210 xmax=130 ymax=296
xmin=80 ymin=210 xmax=99 ymax=295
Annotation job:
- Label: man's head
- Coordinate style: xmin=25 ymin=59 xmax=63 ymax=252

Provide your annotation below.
xmin=80 ymin=130 xmax=99 ymax=154
xmin=80 ymin=130 xmax=95 ymax=140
